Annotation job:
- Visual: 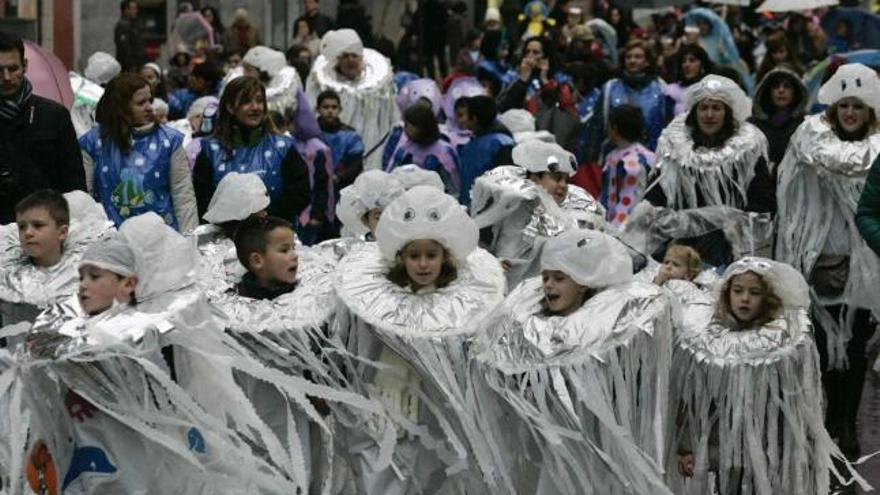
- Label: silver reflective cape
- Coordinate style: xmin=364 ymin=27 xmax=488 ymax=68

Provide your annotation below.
xmin=334 ymin=243 xmax=507 ymax=493
xmin=306 ymin=49 xmax=398 ymax=169
xmin=775 ymin=115 xmax=880 ymax=368
xmin=669 ymin=310 xmax=868 ymax=495
xmin=651 ymin=114 xmax=768 ymax=210
xmin=0 ymin=212 xmax=114 ymax=325
xmin=472 ymin=277 xmax=675 ymax=494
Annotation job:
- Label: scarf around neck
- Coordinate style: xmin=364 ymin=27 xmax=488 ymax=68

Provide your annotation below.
xmin=0 ymin=79 xmax=33 ymax=123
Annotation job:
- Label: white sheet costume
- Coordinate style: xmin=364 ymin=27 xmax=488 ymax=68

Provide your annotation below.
xmin=306 ymin=29 xmax=398 ymax=170
xmin=334 ymin=186 xmax=506 ymax=494
xmin=669 ymin=257 xmax=867 ymax=495
xmin=0 ymin=192 xmax=114 ymax=327
xmin=69 ymin=52 xmax=120 ymax=137
xmin=472 ymin=229 xmax=674 ymax=494
xmin=775 ymin=64 xmax=880 ymax=369
xmin=471 ymin=140 xmax=605 ymax=289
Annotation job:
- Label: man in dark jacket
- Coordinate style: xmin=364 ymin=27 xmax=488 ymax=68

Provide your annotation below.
xmin=857 ymin=154 xmax=880 ymax=256
xmin=294 ymin=0 xmax=335 ymax=37
xmin=0 ymin=32 xmax=85 ymax=224
xmin=115 ymin=1 xmax=147 ymax=72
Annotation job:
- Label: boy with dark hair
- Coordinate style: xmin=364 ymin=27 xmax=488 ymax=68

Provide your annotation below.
xmin=456 ymin=95 xmax=515 ymax=206
xmin=602 ymin=104 xmax=655 ymax=227
xmin=15 ymin=189 xmax=70 ymax=268
xmin=233 ymin=216 xmax=299 ymax=300
xmin=169 ymin=62 xmax=223 ymax=119
xmin=317 ymin=89 xmax=364 ymax=232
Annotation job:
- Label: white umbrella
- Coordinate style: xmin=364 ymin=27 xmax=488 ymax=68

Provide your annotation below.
xmin=757 ymin=0 xmax=838 ymax=12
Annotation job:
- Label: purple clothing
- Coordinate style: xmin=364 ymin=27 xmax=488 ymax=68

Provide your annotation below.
xmin=386 ymin=136 xmax=462 ymax=197
xmin=295 ymin=136 xmax=335 ymax=225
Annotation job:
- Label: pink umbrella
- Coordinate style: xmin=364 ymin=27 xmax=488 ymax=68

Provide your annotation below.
xmin=24 ymin=40 xmax=74 ymax=108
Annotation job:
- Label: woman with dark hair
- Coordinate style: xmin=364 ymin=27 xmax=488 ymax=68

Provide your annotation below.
xmin=583 ymin=38 xmax=674 ymax=162
xmin=200 ymin=6 xmax=226 ymax=42
xmin=192 ymin=76 xmax=312 ymax=225
xmin=644 ymin=75 xmax=774 ymax=266
xmin=79 ymin=73 xmax=197 ymax=232
xmin=666 ymin=44 xmax=715 ymax=116
xmin=748 ymin=67 xmax=807 ymax=172
xmin=385 ymin=103 xmax=461 ymax=197
xmin=776 ymin=64 xmax=880 ymax=460
xmin=755 ymin=33 xmax=803 ymax=84
xmin=497 ymin=36 xmax=569 ymax=111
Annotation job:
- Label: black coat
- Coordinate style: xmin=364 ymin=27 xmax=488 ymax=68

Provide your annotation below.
xmin=0 ymin=94 xmax=85 ymax=223
xmin=114 ymin=17 xmax=147 ymax=72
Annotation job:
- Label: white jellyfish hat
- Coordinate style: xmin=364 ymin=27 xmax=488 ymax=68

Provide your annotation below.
xmin=391 ymin=164 xmax=445 ymax=191
xmin=715 ymin=257 xmax=809 ymax=310
xmin=203 ymin=172 xmax=270 ymax=224
xmin=684 ymin=74 xmax=752 ymax=124
xmin=84 ymin=51 xmax=122 ymax=85
xmin=818 ymin=63 xmax=880 ymax=115
xmin=79 ymin=234 xmax=136 ymax=277
xmin=498 ymin=108 xmax=536 ymax=134
xmin=376 ymin=186 xmax=478 ymax=263
xmin=541 ymin=229 xmax=633 ymax=288
xmin=336 ymin=170 xmax=405 ymax=236
xmin=512 ymin=140 xmax=576 ymax=176
xmin=118 ymin=212 xmax=198 ymax=301
xmin=242 ymin=46 xmax=288 ymax=78
xmin=321 ymin=29 xmax=364 ymax=62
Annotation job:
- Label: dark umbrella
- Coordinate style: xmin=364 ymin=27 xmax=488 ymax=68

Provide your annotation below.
xmin=24 ymin=40 xmax=74 ymax=108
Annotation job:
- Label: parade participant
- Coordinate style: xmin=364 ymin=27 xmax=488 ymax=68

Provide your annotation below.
xmin=317 ymin=89 xmax=364 ymax=196
xmin=665 ymin=44 xmax=714 ymax=116
xmin=80 ymin=73 xmax=197 ymax=232
xmin=497 ymin=108 xmax=555 ymax=144
xmin=334 ymin=186 xmax=506 ymax=494
xmin=287 ymin=91 xmax=334 ymax=244
xmin=471 ymin=140 xmax=605 ymax=288
xmin=76 ymin=235 xmax=138 ymax=317
xmin=191 ymin=172 xmax=271 ymax=291
xmin=671 ymin=257 xmax=864 ymax=494
xmin=442 ymin=77 xmax=489 ymax=149
xmin=748 ymin=67 xmax=807 ymax=173
xmin=193 ymin=76 xmax=312 ymax=226
xmin=0 ymin=32 xmax=84 ymax=224
xmin=385 ymin=103 xmax=461 ymax=196
xmin=140 ymin=62 xmax=169 ymax=101
xmin=472 ymin=229 xmax=673 ymax=494
xmin=335 ymin=169 xmax=404 ymax=241
xmin=69 ymin=52 xmax=122 ymax=137
xmin=653 ymin=244 xmax=701 ymax=286
xmin=237 ymin=46 xmax=303 ymax=118
xmin=168 ymin=61 xmax=223 ymax=120
xmin=232 ymin=216 xmax=299 ymax=300
xmin=644 ymin=74 xmax=772 ymax=266
xmin=584 ymin=38 xmax=674 ymax=162
xmin=602 ymin=104 xmax=655 ymax=227
xmin=776 ymin=63 xmax=880 ymax=458
xmin=0 ymin=191 xmax=113 ymax=327
xmin=456 ymin=95 xmax=515 ymax=206
xmin=381 ymin=77 xmax=443 ymax=172
xmin=390 ymin=164 xmax=445 ymax=191
xmin=306 ymin=28 xmax=397 ymax=170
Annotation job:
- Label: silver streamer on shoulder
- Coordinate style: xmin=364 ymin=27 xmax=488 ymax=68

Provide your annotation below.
xmin=333 ymin=243 xmax=508 ymax=493
xmin=775 ymin=115 xmax=880 ymax=369
xmin=669 ymin=310 xmax=869 ymax=494
xmin=471 ymin=277 xmax=675 ymax=494
xmin=652 ymin=115 xmax=768 ymax=210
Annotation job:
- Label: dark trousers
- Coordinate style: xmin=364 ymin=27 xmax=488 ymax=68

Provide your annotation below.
xmin=813 ymin=304 xmax=875 ymax=455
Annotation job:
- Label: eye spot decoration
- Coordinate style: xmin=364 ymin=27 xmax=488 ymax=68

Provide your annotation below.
xmin=576 ymin=237 xmax=591 ymax=248
xmin=427 ymin=208 xmax=441 ymax=221
xmin=403 ymin=208 xmax=416 ymax=222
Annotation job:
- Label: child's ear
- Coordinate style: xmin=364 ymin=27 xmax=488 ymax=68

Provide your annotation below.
xmin=58 ymin=224 xmax=69 ymax=243
xmin=119 ymin=275 xmax=139 ymax=301
xmin=249 ymin=252 xmax=264 ymax=270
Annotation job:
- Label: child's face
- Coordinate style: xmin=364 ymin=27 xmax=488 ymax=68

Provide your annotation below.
xmin=531 ymin=171 xmax=569 ymax=205
xmin=542 ymin=269 xmax=587 ymax=316
xmin=317 ymin=98 xmax=341 ymax=123
xmin=659 ymin=252 xmax=693 ymax=282
xmin=362 ymin=208 xmax=383 ymax=234
xmin=17 ymin=207 xmax=68 ymax=267
xmin=252 ymin=227 xmax=299 ymax=286
xmin=401 ymin=239 xmax=446 ymax=290
xmin=728 ymin=271 xmax=766 ymax=324
xmin=455 ymin=105 xmax=474 ymax=131
xmin=78 ymin=264 xmax=136 ymax=316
